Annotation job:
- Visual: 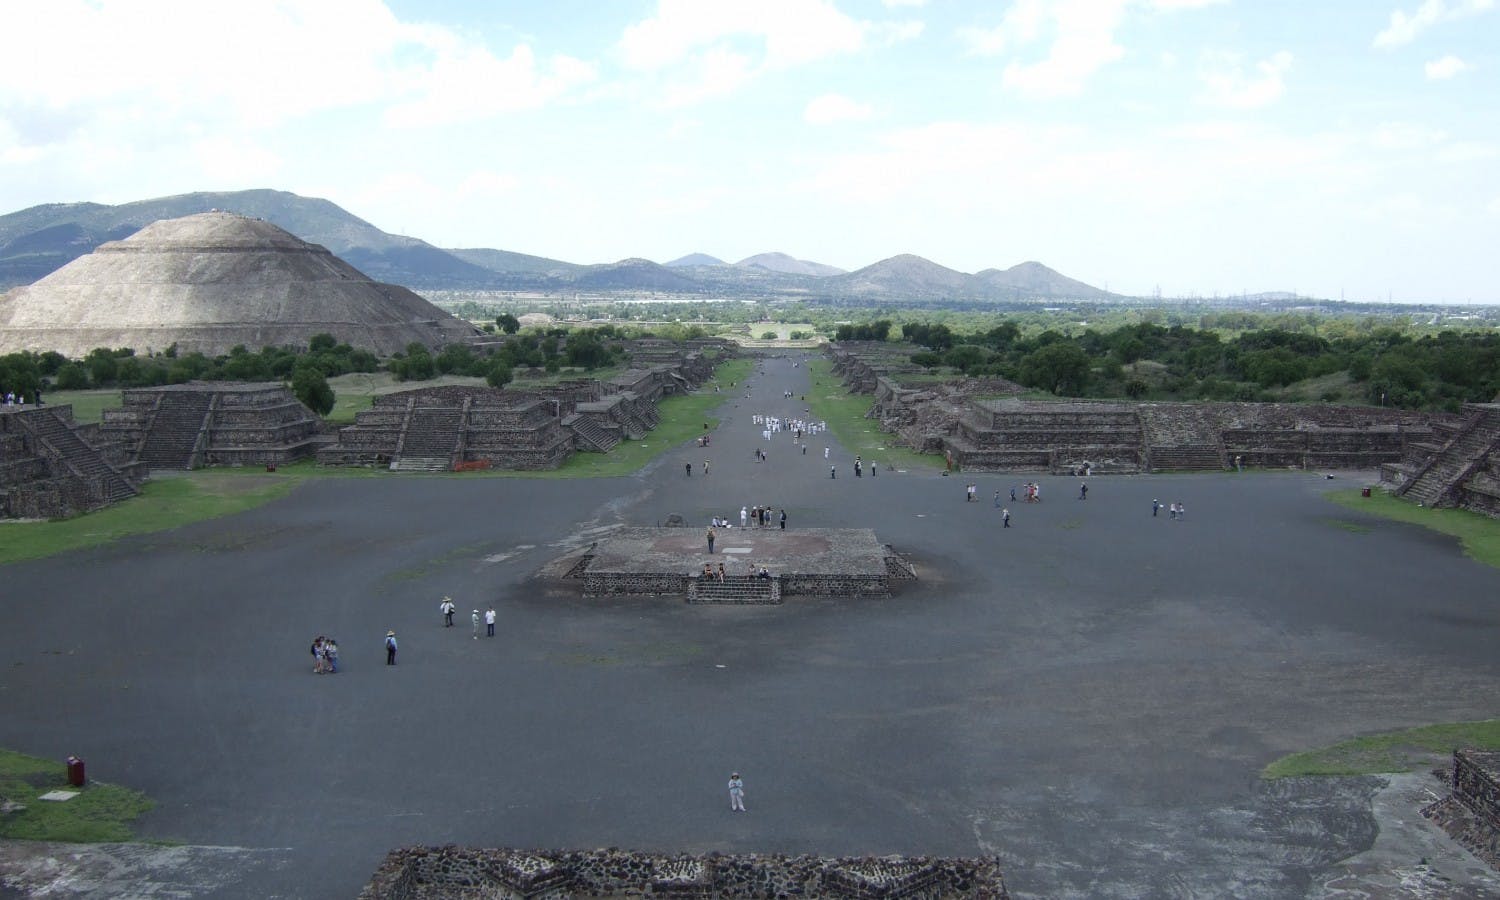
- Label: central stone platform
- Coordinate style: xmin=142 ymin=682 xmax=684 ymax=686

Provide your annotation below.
xmin=568 ymin=527 xmax=913 ymax=601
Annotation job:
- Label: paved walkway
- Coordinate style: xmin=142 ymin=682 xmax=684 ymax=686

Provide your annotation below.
xmin=3 ymin=352 xmax=1500 ymax=898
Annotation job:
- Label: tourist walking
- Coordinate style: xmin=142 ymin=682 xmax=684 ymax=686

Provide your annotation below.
xmin=779 ymin=509 xmax=786 ymax=530
xmin=385 ymin=630 xmax=398 ymax=665
xmin=824 ymin=447 xmax=829 ymax=459
xmin=1152 ymin=499 xmax=1160 ymax=517
xmin=830 ymin=465 xmax=836 ymax=479
xmin=703 ymin=460 xmax=710 ymax=476
xmin=740 ymin=506 xmax=748 ymax=527
xmin=1002 ymin=508 xmax=1011 ymax=528
xmin=440 ymin=596 xmax=456 ymax=627
xmin=707 ymin=526 xmax=716 ymax=554
xmin=471 ymin=609 xmax=480 ymax=639
xmin=728 ymin=773 xmax=746 ymax=812
xmin=485 ymin=606 xmax=496 ymax=637
xmin=1079 ymin=483 xmax=1088 ymax=500
xmin=686 ymin=462 xmax=692 ymax=477
xmin=994 ymin=490 xmax=1002 ymax=508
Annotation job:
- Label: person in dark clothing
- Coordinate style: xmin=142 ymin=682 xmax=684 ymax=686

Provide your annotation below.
xmin=779 ymin=509 xmax=786 ymax=530
xmin=385 ymin=631 xmax=398 ymax=665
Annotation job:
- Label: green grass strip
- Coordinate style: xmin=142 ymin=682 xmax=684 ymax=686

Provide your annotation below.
xmin=0 ymin=749 xmax=154 ymax=842
xmin=1326 ymin=488 xmax=1500 ymax=570
xmin=1263 ymin=719 xmax=1500 ymax=778
xmin=0 ymin=473 xmax=302 ymax=567
xmin=803 ymin=358 xmax=941 ymax=471
xmin=36 ymin=390 xmax=124 ymax=426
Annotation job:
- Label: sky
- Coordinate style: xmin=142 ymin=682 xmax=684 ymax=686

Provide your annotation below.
xmin=1 ymin=0 xmax=1497 ymax=303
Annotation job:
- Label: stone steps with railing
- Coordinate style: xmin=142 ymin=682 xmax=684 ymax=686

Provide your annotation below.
xmin=687 ymin=575 xmax=781 ymax=604
xmin=17 ymin=408 xmax=139 ymax=502
xmin=563 ymin=414 xmax=622 ymax=453
xmin=1148 ymin=444 xmax=1225 ymax=471
xmin=1398 ymin=409 xmax=1500 ymax=506
xmin=138 ymin=392 xmax=213 ymax=469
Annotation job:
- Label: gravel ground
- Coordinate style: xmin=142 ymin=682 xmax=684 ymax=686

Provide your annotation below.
xmin=3 ymin=353 xmax=1499 ymax=898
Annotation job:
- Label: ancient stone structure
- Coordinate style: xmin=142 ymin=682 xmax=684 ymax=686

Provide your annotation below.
xmin=0 ymin=211 xmax=479 ymax=357
xmin=830 ymin=344 xmax=1450 ymax=475
xmin=1423 ymin=749 xmax=1500 ymax=871
xmin=98 ymin=382 xmax=327 ymax=469
xmin=1382 ymin=404 xmax=1500 ymax=517
xmin=318 ymin=386 xmax=572 ymax=472
xmin=359 ymin=846 xmax=1008 ymax=900
xmin=561 ymin=527 xmax=914 ymax=601
xmin=0 ymin=406 xmax=144 ymax=518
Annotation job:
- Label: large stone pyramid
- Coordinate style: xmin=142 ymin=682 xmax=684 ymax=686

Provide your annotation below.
xmin=0 ymin=212 xmax=478 ymax=357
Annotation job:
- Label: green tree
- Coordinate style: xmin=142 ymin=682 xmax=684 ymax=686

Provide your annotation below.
xmin=486 ymin=360 xmax=513 ymax=389
xmin=1021 ymin=342 xmax=1091 ymax=396
xmin=496 ymin=313 xmax=521 ymax=334
xmin=54 ymin=362 xmax=90 ymax=390
xmin=291 ymin=364 xmax=336 ymax=415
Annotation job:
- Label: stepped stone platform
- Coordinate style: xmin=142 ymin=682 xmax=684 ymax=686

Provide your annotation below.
xmin=1424 ymin=750 xmax=1500 ymax=871
xmin=0 ymin=405 xmax=144 ymax=518
xmin=566 ymin=527 xmax=911 ymax=600
xmin=360 ymin=847 xmax=1008 ymax=900
xmin=99 ymin=381 xmax=327 ymax=469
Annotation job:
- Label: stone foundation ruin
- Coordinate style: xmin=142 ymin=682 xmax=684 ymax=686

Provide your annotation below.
xmin=558 ymin=527 xmax=915 ymax=602
xmin=1381 ymin=403 xmax=1500 ymax=518
xmin=1423 ymin=749 xmax=1500 ymax=871
xmin=830 ymin=343 xmax=1453 ymax=476
xmin=358 ymin=846 xmax=1008 ymax=900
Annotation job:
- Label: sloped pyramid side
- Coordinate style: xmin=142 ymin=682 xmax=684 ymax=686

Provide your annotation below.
xmin=0 ymin=212 xmax=478 ymax=357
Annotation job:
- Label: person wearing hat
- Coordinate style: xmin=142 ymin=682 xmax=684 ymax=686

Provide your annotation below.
xmin=384 ymin=630 xmax=398 ymax=665
xmin=728 ymin=772 xmax=746 ymax=812
xmin=440 ymin=596 xmax=456 ymax=627
xmin=471 ymin=609 xmax=480 ymax=639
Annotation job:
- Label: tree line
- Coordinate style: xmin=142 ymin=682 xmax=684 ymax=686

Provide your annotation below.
xmin=837 ymin=319 xmax=1500 ymax=411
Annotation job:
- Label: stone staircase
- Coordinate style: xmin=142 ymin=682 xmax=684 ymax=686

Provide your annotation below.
xmin=391 ymin=406 xmax=463 ymax=472
xmin=687 ymin=575 xmax=781 ymax=604
xmin=19 ymin=408 xmax=139 ymax=502
xmin=138 ymin=391 xmax=213 ymax=469
xmin=1147 ymin=443 xmax=1225 ymax=471
xmin=563 ymin=414 xmax=621 ymax=453
xmin=1397 ymin=407 xmax=1500 ymax=507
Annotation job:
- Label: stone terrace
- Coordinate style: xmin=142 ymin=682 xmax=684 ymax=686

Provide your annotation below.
xmin=99 ymin=382 xmax=327 ymax=469
xmin=567 ymin=527 xmax=908 ymax=600
xmin=319 ymin=385 xmax=572 ymax=471
xmin=1383 ymin=403 xmax=1500 ymax=517
xmin=0 ymin=405 xmax=144 ymax=518
xmin=1424 ymin=749 xmax=1500 ymax=871
xmin=359 ymin=846 xmax=1008 ymax=900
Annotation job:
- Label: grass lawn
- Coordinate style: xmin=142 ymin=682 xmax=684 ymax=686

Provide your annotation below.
xmin=39 ymin=389 xmax=124 ymax=425
xmin=0 ymin=749 xmax=154 ymax=842
xmin=0 ymin=473 xmax=306 ymax=566
xmin=323 ymin=372 xmax=490 ymax=424
xmin=1326 ymin=488 xmax=1500 ymax=570
xmin=804 ymin=359 xmax=941 ymax=471
xmin=1263 ymin=720 xmax=1500 ymax=778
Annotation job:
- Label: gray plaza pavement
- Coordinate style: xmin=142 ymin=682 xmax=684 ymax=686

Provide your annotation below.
xmin=4 ymin=354 xmax=1500 ymax=898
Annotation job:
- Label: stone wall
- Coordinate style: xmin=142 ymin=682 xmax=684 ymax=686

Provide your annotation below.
xmin=1423 ymin=749 xmax=1500 ymax=871
xmin=359 ymin=847 xmax=1008 ymax=900
xmin=0 ymin=407 xmax=144 ymax=519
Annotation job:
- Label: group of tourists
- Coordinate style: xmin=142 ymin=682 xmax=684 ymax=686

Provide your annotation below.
xmin=1152 ymin=499 xmax=1187 ymax=519
xmin=310 ymin=635 xmax=340 ymax=673
xmin=2 ymin=390 xmax=39 ymax=406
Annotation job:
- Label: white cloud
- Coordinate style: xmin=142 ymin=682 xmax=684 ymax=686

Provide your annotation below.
xmin=383 ymin=45 xmax=596 ymax=128
xmin=616 ymin=0 xmax=919 ymax=107
xmin=1373 ymin=0 xmax=1495 ymax=49
xmin=959 ymin=0 xmax=1131 ymax=98
xmin=1148 ymin=0 xmax=1228 ymax=8
xmin=882 ymin=0 xmax=927 ymax=7
xmin=1425 ymin=54 xmax=1472 ymax=78
xmin=1197 ymin=50 xmax=1293 ymax=109
xmin=1435 ymin=140 xmax=1499 ymax=163
xmin=804 ymin=93 xmax=874 ymax=125
xmin=1373 ymin=121 xmax=1449 ymax=150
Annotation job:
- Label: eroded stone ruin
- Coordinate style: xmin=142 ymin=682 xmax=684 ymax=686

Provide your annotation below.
xmin=0 ymin=405 xmax=143 ymax=518
xmin=100 ymin=382 xmax=326 ymax=469
xmin=359 ymin=846 xmax=1008 ymax=900
xmin=1424 ymin=749 xmax=1500 ymax=870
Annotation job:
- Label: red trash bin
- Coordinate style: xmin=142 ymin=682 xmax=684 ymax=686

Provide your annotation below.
xmin=1361 ymin=487 xmax=1372 ymax=497
xmin=66 ymin=755 xmax=86 ymax=787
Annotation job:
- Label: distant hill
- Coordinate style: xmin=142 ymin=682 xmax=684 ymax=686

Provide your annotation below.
xmin=975 ymin=261 xmax=1113 ymax=300
xmin=831 ymin=254 xmax=981 ymax=298
xmin=1 ymin=189 xmax=1120 ymax=301
xmin=735 ymin=252 xmax=843 ymax=277
xmin=665 ymin=253 xmax=726 ymax=267
xmin=574 ymin=259 xmax=705 ymax=293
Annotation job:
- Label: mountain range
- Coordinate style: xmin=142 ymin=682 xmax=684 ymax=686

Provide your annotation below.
xmin=0 ymin=189 xmax=1116 ymax=301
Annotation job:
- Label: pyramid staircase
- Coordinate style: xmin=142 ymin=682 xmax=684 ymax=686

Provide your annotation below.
xmin=17 ymin=408 xmax=139 ymax=502
xmin=1146 ymin=444 xmax=1225 ymax=471
xmin=1396 ymin=406 xmax=1500 ymax=507
xmin=687 ymin=575 xmax=781 ymax=604
xmin=391 ymin=406 xmax=463 ymax=472
xmin=138 ymin=391 xmax=213 ymax=469
xmin=563 ymin=414 xmax=622 ymax=453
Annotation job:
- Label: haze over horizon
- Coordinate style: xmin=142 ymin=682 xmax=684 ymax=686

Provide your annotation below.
xmin=2 ymin=1 xmax=1497 ymax=303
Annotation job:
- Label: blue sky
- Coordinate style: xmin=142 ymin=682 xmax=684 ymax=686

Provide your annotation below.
xmin=1 ymin=0 xmax=1496 ymax=302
